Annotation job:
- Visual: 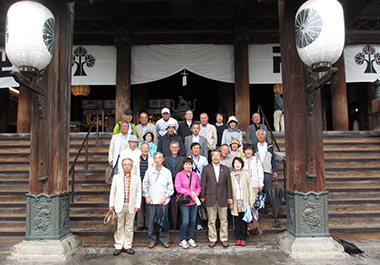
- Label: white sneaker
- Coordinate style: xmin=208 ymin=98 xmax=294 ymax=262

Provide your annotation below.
xmin=188 ymin=239 xmax=197 ymax=247
xmin=179 ymin=239 xmax=189 ymax=249
xmin=196 ymin=224 xmax=203 ymax=230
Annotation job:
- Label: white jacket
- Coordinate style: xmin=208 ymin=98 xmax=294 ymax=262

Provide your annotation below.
xmin=243 ymin=156 xmax=264 ymax=188
xmin=108 ymin=133 xmax=130 ymax=164
xmin=109 ymin=172 xmax=141 ymax=214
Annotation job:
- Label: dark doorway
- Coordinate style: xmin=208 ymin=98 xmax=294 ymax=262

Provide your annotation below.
xmin=249 ymin=84 xmax=275 ymax=131
xmin=145 ymin=71 xmax=223 ymax=123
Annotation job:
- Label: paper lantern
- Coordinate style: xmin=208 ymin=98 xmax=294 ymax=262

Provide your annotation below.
xmin=71 ymin=85 xmax=90 ymax=96
xmin=273 ymin=83 xmax=283 ymax=94
xmin=295 ymin=0 xmax=345 ymax=72
xmin=5 ymin=1 xmax=55 ymax=75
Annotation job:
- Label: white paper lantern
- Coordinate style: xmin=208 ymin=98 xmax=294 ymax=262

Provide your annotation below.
xmin=5 ymin=1 xmax=55 ymax=75
xmin=295 ymin=0 xmax=345 ymax=72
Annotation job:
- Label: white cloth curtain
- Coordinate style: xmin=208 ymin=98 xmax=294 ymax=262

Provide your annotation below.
xmin=131 ymin=44 xmax=235 ymax=84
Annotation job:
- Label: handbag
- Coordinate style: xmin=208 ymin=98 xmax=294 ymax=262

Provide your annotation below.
xmin=105 ymin=166 xmax=114 ymax=184
xmin=105 ymin=156 xmax=119 ymax=184
xmin=176 ymin=173 xmax=192 ymax=205
xmin=247 ymin=218 xmax=263 ymax=236
xmin=154 ymin=205 xmax=170 ymax=232
xmin=197 ymin=202 xmax=208 ymax=221
xmin=247 ymin=206 xmax=262 ymax=236
xmin=103 ymin=211 xmax=117 ymax=233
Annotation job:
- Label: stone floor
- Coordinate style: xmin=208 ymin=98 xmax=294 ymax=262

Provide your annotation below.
xmin=1 ymin=239 xmax=379 ymax=265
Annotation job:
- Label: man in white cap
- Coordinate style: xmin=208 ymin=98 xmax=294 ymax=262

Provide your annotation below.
xmin=119 ymin=135 xmax=142 ymax=178
xmin=158 ymin=121 xmax=185 ymax=157
xmin=155 ymin=107 xmax=179 ymax=137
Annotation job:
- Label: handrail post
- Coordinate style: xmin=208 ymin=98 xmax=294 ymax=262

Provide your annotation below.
xmin=71 ymin=167 xmax=75 ymax=203
xmin=102 ymin=110 xmax=105 ymax=133
xmin=85 ymin=137 xmax=89 ymax=170
xmin=96 ymin=115 xmax=99 ymax=145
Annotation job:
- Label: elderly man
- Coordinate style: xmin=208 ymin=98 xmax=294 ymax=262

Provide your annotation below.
xmin=119 ymin=135 xmax=142 ymax=178
xmin=184 ymin=123 xmax=208 ymax=158
xmin=163 ymin=141 xmax=184 ymax=229
xmin=274 ymin=90 xmax=285 ymax=131
xmin=156 ymin=108 xmax=179 ymax=137
xmin=113 ymin=109 xmax=135 ymax=135
xmin=158 ymin=122 xmax=185 ymax=157
xmin=109 ymin=158 xmax=141 ymax=255
xmin=220 ymin=144 xmax=232 ymax=171
xmin=254 ymin=129 xmax=278 ymax=214
xmin=178 ymin=109 xmax=194 ymax=142
xmin=135 ymin=112 xmax=159 ymax=144
xmin=199 ymin=112 xmax=217 ymax=160
xmin=246 ymin=112 xmax=271 ymax=145
xmin=137 ymin=142 xmax=155 ymax=231
xmin=108 ymin=120 xmax=130 ymax=176
xmin=200 ymin=150 xmax=233 ymax=248
xmin=143 ymin=152 xmax=174 ymax=249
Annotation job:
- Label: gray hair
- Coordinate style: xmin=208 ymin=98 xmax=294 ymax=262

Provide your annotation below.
xmin=169 ymin=141 xmax=179 ymax=148
xmin=211 ymin=149 xmax=221 ymax=156
xmin=256 ymin=129 xmax=267 ymax=136
xmin=140 ymin=142 xmax=150 ymax=149
xmin=153 ymin=152 xmax=164 ymax=159
xmin=122 ymin=158 xmax=133 ymax=165
xmin=120 ymin=120 xmax=129 ymax=126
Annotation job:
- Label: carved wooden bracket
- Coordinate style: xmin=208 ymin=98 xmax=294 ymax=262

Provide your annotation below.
xmin=11 ymin=71 xmax=46 ymax=97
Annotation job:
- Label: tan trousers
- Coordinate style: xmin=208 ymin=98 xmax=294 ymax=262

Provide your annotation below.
xmin=274 ymin=110 xmax=285 ymax=131
xmin=207 ymin=203 xmax=228 ymax=242
xmin=114 ymin=202 xmax=135 ymax=250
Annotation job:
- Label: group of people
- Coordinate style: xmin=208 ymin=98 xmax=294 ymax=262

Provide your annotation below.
xmin=108 ymin=107 xmax=278 ymax=255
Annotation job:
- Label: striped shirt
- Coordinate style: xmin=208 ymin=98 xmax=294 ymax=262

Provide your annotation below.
xmin=124 ymin=174 xmax=131 ymax=202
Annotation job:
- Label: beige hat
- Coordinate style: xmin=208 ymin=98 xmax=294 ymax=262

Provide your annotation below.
xmin=227 ymin=116 xmax=239 ymax=126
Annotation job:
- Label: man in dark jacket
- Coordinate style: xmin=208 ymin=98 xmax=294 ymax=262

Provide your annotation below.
xmin=163 ymin=141 xmax=184 ymax=229
xmin=178 ymin=110 xmax=194 ymax=143
xmin=246 ymin=112 xmax=271 ymax=145
xmin=158 ymin=122 xmax=185 ymax=157
xmin=200 ymin=150 xmax=233 ymax=248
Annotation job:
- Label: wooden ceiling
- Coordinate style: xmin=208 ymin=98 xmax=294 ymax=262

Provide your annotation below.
xmin=0 ymin=0 xmax=379 ymax=46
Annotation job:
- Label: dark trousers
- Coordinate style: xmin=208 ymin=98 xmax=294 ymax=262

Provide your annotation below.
xmin=263 ymin=172 xmax=273 ymax=210
xmin=234 ymin=212 xmax=247 ymax=241
xmin=148 ymin=204 xmax=170 ymax=244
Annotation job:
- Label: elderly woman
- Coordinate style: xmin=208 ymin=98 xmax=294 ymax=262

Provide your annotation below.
xmin=175 ymin=157 xmax=201 ymax=249
xmin=230 ymin=157 xmax=255 ymax=246
xmin=138 ymin=130 xmax=157 ymax=157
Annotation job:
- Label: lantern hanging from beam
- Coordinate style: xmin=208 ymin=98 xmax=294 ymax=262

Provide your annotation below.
xmin=5 ymin=1 xmax=55 ymax=76
xmin=71 ymin=85 xmax=90 ymax=96
xmin=295 ymin=0 xmax=345 ymax=72
xmin=273 ymin=83 xmax=283 ymax=94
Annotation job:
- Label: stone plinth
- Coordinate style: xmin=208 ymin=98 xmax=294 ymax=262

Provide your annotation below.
xmin=9 ymin=234 xmax=82 ymax=261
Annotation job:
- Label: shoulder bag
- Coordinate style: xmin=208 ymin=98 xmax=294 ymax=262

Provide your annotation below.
xmin=176 ymin=173 xmax=192 ymax=205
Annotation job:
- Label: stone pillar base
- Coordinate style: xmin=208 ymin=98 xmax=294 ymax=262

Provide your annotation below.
xmin=277 ymin=232 xmax=345 ymax=258
xmin=8 ymin=234 xmax=82 ymax=261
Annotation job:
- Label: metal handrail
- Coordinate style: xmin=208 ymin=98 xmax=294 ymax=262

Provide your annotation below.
xmin=257 ymin=105 xmax=286 ymax=191
xmin=69 ymin=107 xmax=103 ymax=202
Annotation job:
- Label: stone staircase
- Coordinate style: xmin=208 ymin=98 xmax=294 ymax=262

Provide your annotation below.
xmin=0 ymin=131 xmax=379 ymax=243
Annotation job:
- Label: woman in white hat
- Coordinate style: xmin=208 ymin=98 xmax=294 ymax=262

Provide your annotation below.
xmin=221 ymin=116 xmax=243 ymax=147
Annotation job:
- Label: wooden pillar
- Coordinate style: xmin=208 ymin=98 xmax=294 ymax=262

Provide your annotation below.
xmin=17 ymin=85 xmax=32 ymax=133
xmin=278 ymin=0 xmax=331 ymax=241
xmin=331 ymin=54 xmax=349 ymax=131
xmin=234 ymin=26 xmax=250 ymax=130
xmin=24 ymin=0 xmax=75 ymax=241
xmin=115 ymin=29 xmax=131 ymax=123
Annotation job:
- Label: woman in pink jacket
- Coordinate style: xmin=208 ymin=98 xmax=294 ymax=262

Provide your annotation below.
xmin=175 ymin=157 xmax=202 ymax=249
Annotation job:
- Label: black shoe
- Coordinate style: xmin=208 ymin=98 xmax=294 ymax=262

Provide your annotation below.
xmin=137 ymin=227 xmax=144 ymax=231
xmin=113 ymin=249 xmax=122 ymax=256
xmin=124 ymin=248 xmax=135 ymax=255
